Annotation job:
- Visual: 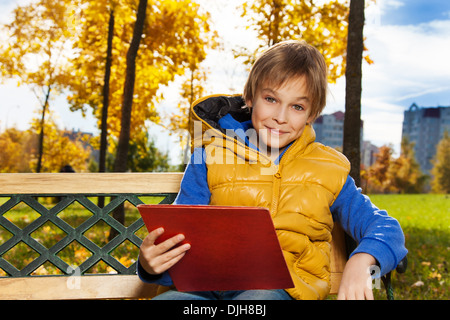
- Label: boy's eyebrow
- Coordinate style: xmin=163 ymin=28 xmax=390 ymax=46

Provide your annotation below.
xmin=261 ymin=88 xmax=310 ymax=102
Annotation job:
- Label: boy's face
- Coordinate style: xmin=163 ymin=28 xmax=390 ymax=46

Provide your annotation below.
xmin=246 ymin=76 xmax=313 ymax=158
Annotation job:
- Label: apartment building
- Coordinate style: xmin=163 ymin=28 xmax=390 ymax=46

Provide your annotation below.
xmin=313 ymin=111 xmax=375 ymax=167
xmin=401 ymin=103 xmax=450 ymax=173
xmin=314 ymin=111 xmax=346 ymax=150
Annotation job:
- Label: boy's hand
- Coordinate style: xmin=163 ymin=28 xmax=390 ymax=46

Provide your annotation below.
xmin=337 ymin=253 xmax=377 ymax=300
xmin=139 ymin=227 xmax=191 ymax=275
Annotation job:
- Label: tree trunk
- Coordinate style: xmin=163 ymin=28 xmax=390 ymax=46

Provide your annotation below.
xmin=36 ymin=85 xmax=51 ymax=173
xmin=343 ymin=0 xmax=365 ymax=187
xmin=113 ymin=0 xmax=147 ymax=174
xmin=110 ymin=0 xmax=147 ymax=239
xmin=98 ymin=9 xmax=115 ymax=208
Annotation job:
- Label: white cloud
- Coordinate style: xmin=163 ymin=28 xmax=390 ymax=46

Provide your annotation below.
xmin=368 ymin=22 xmax=450 ymax=75
xmin=393 ymin=86 xmax=450 ymax=102
xmin=373 ymin=24 xmax=449 ymax=105
xmin=381 ymin=0 xmax=405 ymax=10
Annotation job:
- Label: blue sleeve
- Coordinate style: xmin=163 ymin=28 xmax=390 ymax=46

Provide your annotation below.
xmin=137 ymin=260 xmax=174 ymax=286
xmin=137 ymin=148 xmax=210 ymax=285
xmin=330 ymin=176 xmax=408 ymax=276
xmin=173 ymin=147 xmax=211 ymax=205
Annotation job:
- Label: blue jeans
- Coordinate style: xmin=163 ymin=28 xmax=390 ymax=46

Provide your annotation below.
xmin=151 ymin=289 xmax=292 ymax=300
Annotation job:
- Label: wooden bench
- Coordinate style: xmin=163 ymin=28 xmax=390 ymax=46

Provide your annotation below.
xmin=0 ymin=172 xmax=348 ymax=300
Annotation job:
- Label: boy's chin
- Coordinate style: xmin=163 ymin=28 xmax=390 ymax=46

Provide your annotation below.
xmin=263 ymin=139 xmax=289 ymax=151
xmin=259 ymin=143 xmax=287 ymax=157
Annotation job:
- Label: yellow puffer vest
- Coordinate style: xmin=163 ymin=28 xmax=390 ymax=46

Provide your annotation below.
xmin=192 ymin=95 xmax=350 ymax=300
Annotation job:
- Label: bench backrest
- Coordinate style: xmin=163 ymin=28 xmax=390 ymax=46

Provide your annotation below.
xmin=0 ymin=173 xmax=347 ymax=299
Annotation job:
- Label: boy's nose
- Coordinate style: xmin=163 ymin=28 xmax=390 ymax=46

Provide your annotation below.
xmin=272 ymin=107 xmax=288 ymax=124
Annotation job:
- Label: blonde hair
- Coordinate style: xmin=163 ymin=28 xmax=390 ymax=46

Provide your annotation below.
xmin=243 ymin=40 xmax=328 ymax=121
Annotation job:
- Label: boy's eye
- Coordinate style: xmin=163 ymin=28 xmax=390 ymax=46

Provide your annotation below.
xmin=265 ymin=97 xmax=276 ymax=103
xmin=292 ymin=105 xmax=304 ymax=111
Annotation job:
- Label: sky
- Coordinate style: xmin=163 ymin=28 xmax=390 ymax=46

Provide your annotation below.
xmin=1 ymin=0 xmax=450 ymax=163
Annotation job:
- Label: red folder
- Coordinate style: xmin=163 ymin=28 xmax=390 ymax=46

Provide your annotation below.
xmin=137 ymin=204 xmax=294 ymax=292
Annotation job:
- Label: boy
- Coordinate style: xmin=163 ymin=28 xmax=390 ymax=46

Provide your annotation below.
xmin=138 ymin=40 xmax=407 ymax=300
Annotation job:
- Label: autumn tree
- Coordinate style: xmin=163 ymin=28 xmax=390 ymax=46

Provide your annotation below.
xmin=431 ymin=131 xmax=450 ymax=193
xmin=366 ymin=145 xmax=395 ymax=193
xmin=65 ymin=0 xmax=217 ymax=167
xmin=0 ymin=116 xmax=91 ymax=173
xmin=365 ymin=141 xmax=428 ymax=194
xmin=391 ymin=137 xmax=427 ymax=193
xmin=0 ymin=128 xmax=35 ymax=173
xmin=0 ymin=0 xmax=76 ymax=172
xmin=239 ymin=0 xmax=351 ymax=82
xmin=168 ymin=66 xmax=210 ymax=165
xmin=99 ymin=2 xmax=115 ymax=208
xmin=113 ymin=0 xmax=148 ymax=173
xmin=343 ymin=0 xmax=365 ymax=186
xmin=28 ymin=112 xmax=92 ymax=173
xmin=99 ymin=5 xmax=115 ymax=176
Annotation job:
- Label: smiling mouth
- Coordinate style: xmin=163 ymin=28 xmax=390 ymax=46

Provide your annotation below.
xmin=266 ymin=128 xmax=286 ymax=135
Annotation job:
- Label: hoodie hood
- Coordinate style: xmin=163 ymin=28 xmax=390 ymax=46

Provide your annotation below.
xmin=191 ymin=94 xmax=251 ymax=134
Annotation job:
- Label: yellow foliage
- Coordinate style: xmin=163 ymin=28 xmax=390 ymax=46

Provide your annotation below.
xmin=431 ymin=131 xmax=450 ymax=193
xmin=239 ymin=0 xmax=373 ymax=83
xmin=0 ymin=0 xmax=76 ymax=91
xmin=168 ymin=67 xmax=210 ymax=153
xmin=66 ymin=0 xmax=218 ymax=140
xmin=0 ymin=128 xmax=35 ymax=173
xmin=74 ymin=247 xmax=91 ymax=261
xmin=118 ymin=256 xmax=133 ymax=268
xmin=0 ymin=0 xmax=89 ymax=174
xmin=26 ymin=111 xmax=93 ymax=173
xmin=1 ymin=0 xmax=217 ymax=169
xmin=364 ymin=139 xmax=427 ymax=194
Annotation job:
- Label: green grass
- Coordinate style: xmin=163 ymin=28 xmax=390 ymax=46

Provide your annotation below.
xmin=369 ymin=194 xmax=449 ymax=300
xmin=1 ymin=194 xmax=449 ymax=300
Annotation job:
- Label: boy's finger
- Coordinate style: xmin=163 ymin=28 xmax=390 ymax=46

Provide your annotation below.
xmin=158 ymin=251 xmax=188 ymax=273
xmin=365 ymin=288 xmax=374 ymax=300
xmin=155 ymin=234 xmax=186 ymax=254
xmin=148 ymin=244 xmax=190 ymax=275
xmin=143 ymin=227 xmax=164 ymax=245
xmin=160 ymin=242 xmax=191 ymax=263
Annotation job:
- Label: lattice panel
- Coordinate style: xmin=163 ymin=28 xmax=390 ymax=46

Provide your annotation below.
xmin=0 ymin=193 xmax=176 ymax=277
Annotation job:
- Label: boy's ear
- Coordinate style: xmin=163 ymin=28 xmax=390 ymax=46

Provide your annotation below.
xmin=245 ymin=99 xmax=252 ymax=108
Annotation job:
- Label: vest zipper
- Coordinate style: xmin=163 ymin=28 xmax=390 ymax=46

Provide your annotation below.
xmin=271 ymin=168 xmax=282 ymax=217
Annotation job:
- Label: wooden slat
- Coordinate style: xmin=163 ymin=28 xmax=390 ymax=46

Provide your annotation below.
xmin=0 ymin=275 xmax=158 ymax=300
xmin=330 ymin=223 xmax=347 ymax=274
xmin=0 ymin=172 xmax=183 ymax=195
xmin=329 ymin=223 xmax=346 ymax=295
xmin=329 ymin=273 xmax=342 ymax=295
